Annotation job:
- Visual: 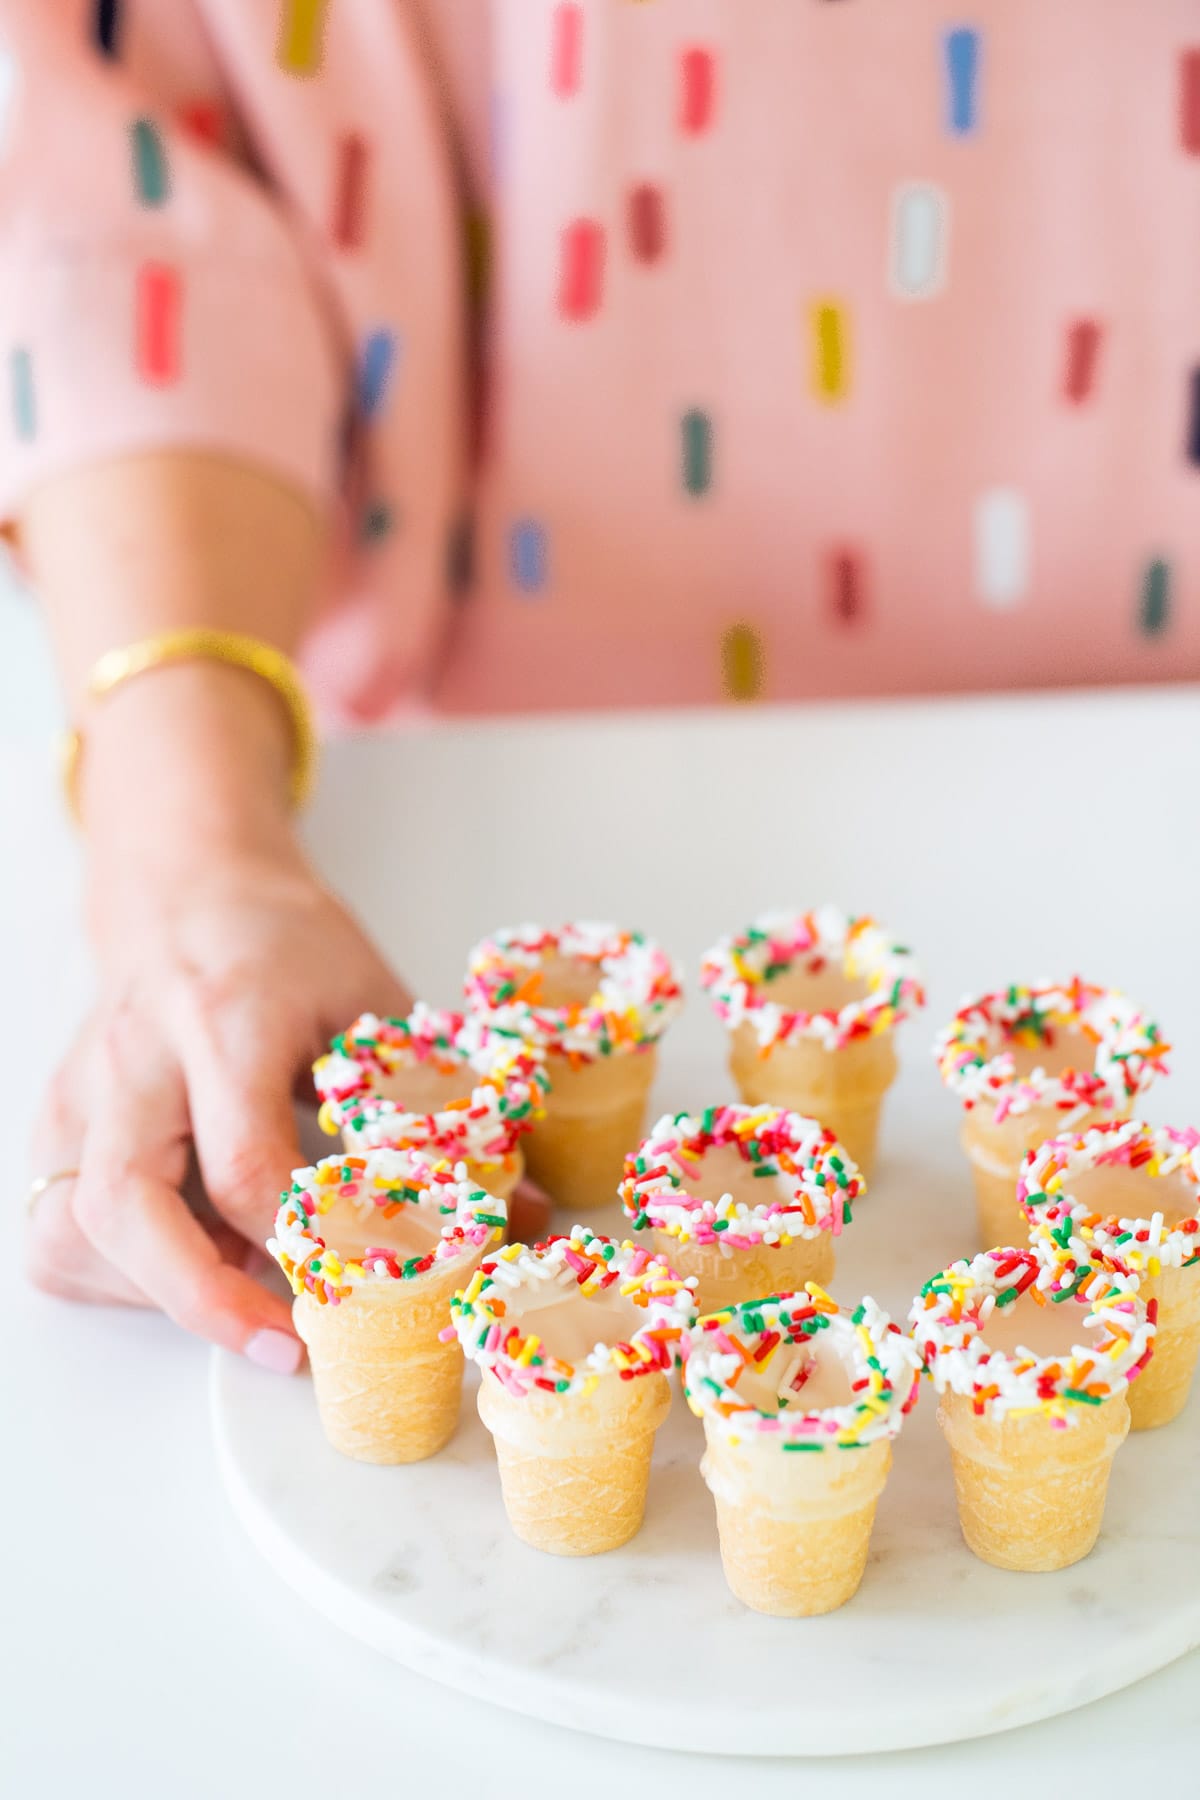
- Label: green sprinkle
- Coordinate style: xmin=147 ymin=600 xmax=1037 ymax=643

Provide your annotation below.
xmin=1062 ymin=1388 xmax=1102 ymax=1405
xmin=781 ymin=1440 xmax=824 ymax=1452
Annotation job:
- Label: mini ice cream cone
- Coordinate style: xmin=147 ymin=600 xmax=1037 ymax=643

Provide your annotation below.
xmin=621 ymin=1104 xmax=860 ymax=1315
xmin=450 ymin=1227 xmax=696 ymax=1556
xmin=684 ymin=1287 xmax=920 ymax=1616
xmin=464 ymin=923 xmax=683 ymax=1212
xmin=911 ymin=1245 xmax=1155 ymax=1572
xmin=1127 ymin=1263 xmax=1200 ymax=1428
xmin=1020 ymin=1120 xmax=1200 ymax=1431
xmin=937 ymin=1389 xmax=1129 ymax=1571
xmin=700 ymin=908 xmax=923 ymax=1181
xmin=520 ymin=1048 xmax=659 ymax=1214
xmin=313 ymin=1005 xmax=546 ymax=1201
xmin=936 ymin=980 xmax=1169 ymax=1251
xmin=477 ymin=1362 xmax=670 ymax=1555
xmin=294 ymin=1258 xmax=482 ymax=1463
xmin=267 ymin=1150 xmax=507 ymax=1465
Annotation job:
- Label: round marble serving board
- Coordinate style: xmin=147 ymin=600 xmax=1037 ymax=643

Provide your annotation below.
xmin=212 ymin=1056 xmax=1200 ymax=1757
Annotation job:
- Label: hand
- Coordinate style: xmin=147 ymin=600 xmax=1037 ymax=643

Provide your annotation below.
xmin=28 ymin=832 xmax=415 ymax=1367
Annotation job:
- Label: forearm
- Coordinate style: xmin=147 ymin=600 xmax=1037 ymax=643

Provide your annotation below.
xmin=20 ymin=451 xmax=326 ymax=919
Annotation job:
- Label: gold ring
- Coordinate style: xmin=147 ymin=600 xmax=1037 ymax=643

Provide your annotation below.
xmin=27 ymin=1168 xmax=81 ymax=1216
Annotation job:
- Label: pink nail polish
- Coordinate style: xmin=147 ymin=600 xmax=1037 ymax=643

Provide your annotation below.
xmin=245 ymin=1328 xmax=304 ymax=1375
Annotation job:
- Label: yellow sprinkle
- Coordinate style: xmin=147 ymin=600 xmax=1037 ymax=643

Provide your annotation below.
xmin=515 ymin=1334 xmax=541 ymax=1368
xmin=720 ymin=622 xmax=765 ymax=703
xmin=808 ymin=298 xmax=851 ymax=403
xmin=277 ymin=0 xmax=328 ymax=76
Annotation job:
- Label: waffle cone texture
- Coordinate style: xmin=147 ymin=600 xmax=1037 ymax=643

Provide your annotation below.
xmin=293 ymin=1249 xmax=483 ymax=1465
xmin=702 ymin=1429 xmax=892 ymax=1615
xmin=525 ymin=1048 xmax=658 ymax=1212
xmin=477 ymin=1367 xmax=671 ymax=1556
xmin=937 ymin=1389 xmax=1130 ymax=1571
xmin=728 ymin=1028 xmax=897 ymax=1180
xmin=654 ymin=1231 xmax=835 ymax=1317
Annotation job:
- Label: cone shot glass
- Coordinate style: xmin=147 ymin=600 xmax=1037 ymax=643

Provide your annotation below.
xmin=313 ymin=1004 xmax=547 ymax=1204
xmin=464 ymin=923 xmax=683 ymax=1212
xmin=449 ymin=1227 xmax=696 ymax=1555
xmin=267 ymin=1151 xmax=506 ymax=1464
xmin=1021 ymin=1121 xmax=1200 ymax=1430
xmin=700 ymin=908 xmax=923 ymax=1180
xmin=620 ymin=1103 xmax=861 ymax=1315
xmin=936 ymin=980 xmax=1169 ymax=1251
xmin=683 ymin=1286 xmax=920 ymax=1616
xmin=910 ymin=1245 xmax=1155 ymax=1572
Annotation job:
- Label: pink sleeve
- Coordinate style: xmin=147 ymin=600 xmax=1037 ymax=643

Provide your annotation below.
xmin=0 ymin=3 xmax=343 ymax=521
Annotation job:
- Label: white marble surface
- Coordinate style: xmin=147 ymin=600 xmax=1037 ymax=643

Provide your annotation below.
xmin=212 ymin=1036 xmax=1200 ymax=1756
xmin=6 ymin=680 xmax=1200 ymax=1791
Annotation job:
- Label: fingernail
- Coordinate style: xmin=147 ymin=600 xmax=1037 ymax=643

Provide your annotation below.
xmin=245 ymin=1328 xmax=304 ymax=1375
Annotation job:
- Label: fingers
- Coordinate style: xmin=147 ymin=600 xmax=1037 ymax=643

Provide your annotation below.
xmin=27 ymin=1035 xmax=148 ymax=1307
xmin=183 ymin=1020 xmax=304 ymax=1250
xmin=73 ymin=1039 xmax=300 ymax=1361
xmin=507 ymin=1175 xmax=554 ymax=1246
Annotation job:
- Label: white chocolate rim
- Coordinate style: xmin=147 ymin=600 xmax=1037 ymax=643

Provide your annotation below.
xmin=699 ymin=905 xmax=923 ymax=1052
xmin=313 ymin=1007 xmax=547 ymax=1160
xmin=620 ymin=1104 xmax=862 ymax=1248
xmin=683 ymin=1286 xmax=920 ymax=1449
xmin=464 ymin=921 xmax=683 ymax=1059
xmin=267 ymin=1149 xmax=507 ymax=1304
xmin=909 ymin=1246 xmax=1154 ymax=1421
xmin=449 ymin=1227 xmax=697 ymax=1398
xmin=1019 ymin=1120 xmax=1200 ymax=1275
xmin=935 ymin=980 xmax=1168 ymax=1120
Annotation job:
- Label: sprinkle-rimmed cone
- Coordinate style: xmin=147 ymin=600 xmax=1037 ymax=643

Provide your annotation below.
xmin=684 ymin=1287 xmax=920 ymax=1617
xmin=730 ymin=1029 xmax=896 ymax=1181
xmin=936 ymin=981 xmax=1168 ymax=1250
xmin=659 ymin=1232 xmax=834 ymax=1318
xmin=314 ymin=1007 xmax=544 ymax=1203
xmin=1126 ymin=1263 xmax=1200 ymax=1428
xmin=450 ymin=1227 xmax=696 ymax=1557
xmin=465 ymin=923 xmax=683 ymax=1213
xmin=911 ymin=1245 xmax=1154 ymax=1573
xmin=702 ymin=1429 xmax=891 ymax=1616
xmin=477 ymin=1367 xmax=670 ymax=1556
xmin=702 ymin=909 xmax=923 ymax=1184
xmin=1019 ymin=1121 xmax=1200 ymax=1432
xmin=295 ymin=1251 xmax=484 ymax=1464
xmin=622 ymin=1105 xmax=859 ymax=1315
xmin=962 ymin=1100 xmax=1123 ymax=1252
xmin=527 ymin=1049 xmax=659 ymax=1213
xmin=268 ymin=1152 xmax=506 ymax=1466
xmin=938 ymin=1390 xmax=1129 ymax=1571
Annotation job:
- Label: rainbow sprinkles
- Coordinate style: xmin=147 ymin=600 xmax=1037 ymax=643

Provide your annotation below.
xmin=1019 ymin=1120 xmax=1200 ymax=1278
xmin=699 ymin=907 xmax=924 ymax=1052
xmin=312 ymin=1006 xmax=547 ymax=1160
xmin=267 ymin=1150 xmax=506 ymax=1305
xmin=909 ymin=1245 xmax=1156 ymax=1426
xmin=683 ymin=1285 xmax=921 ymax=1449
xmin=448 ymin=1227 xmax=697 ymax=1397
xmin=620 ymin=1103 xmax=862 ymax=1249
xmin=935 ymin=980 xmax=1168 ymax=1122
xmin=464 ymin=921 xmax=683 ymax=1061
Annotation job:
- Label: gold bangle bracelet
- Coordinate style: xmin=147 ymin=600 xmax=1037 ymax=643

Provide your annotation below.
xmin=60 ymin=629 xmax=318 ymax=819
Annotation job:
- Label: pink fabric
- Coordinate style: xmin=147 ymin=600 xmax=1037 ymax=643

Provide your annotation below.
xmin=1 ymin=0 xmax=1198 ymax=717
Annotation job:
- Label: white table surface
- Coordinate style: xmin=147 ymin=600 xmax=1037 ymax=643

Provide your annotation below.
xmin=5 ymin=678 xmax=1200 ymax=1795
